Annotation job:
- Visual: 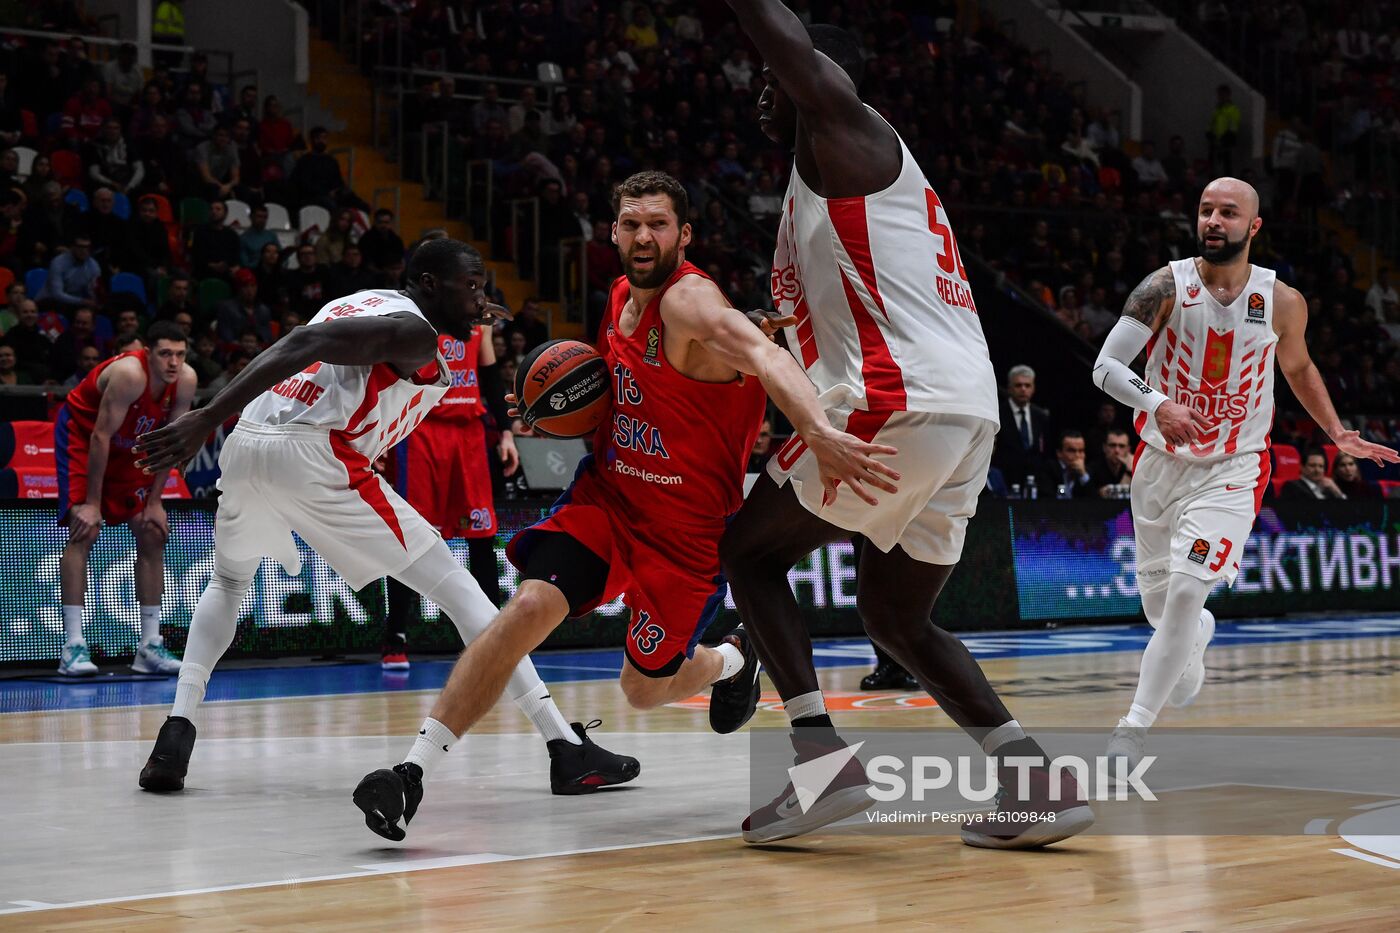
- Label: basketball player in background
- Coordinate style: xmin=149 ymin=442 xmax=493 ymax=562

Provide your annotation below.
xmin=351 ymin=171 xmax=896 ymax=842
xmin=1092 ymin=177 xmax=1398 ymax=767
xmin=54 ymin=321 xmax=196 ymax=676
xmin=380 ymin=314 xmax=518 ymax=670
xmin=131 ymin=239 xmax=637 ymax=796
xmin=714 ymin=4 xmax=1093 ymax=848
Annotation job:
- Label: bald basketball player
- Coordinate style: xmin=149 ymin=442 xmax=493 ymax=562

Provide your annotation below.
xmin=1093 ymin=177 xmax=1398 ymax=768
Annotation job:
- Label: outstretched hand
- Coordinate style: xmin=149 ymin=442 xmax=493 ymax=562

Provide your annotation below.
xmin=1332 ymin=430 xmax=1400 ymax=469
xmin=807 ymin=426 xmax=900 ymax=507
xmin=133 ymin=410 xmax=216 ymax=474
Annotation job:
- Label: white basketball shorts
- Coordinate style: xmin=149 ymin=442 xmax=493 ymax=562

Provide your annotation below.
xmin=1131 ymin=443 xmax=1271 ymax=593
xmin=214 ymin=421 xmax=442 ymax=589
xmin=767 ymin=410 xmax=996 ymax=566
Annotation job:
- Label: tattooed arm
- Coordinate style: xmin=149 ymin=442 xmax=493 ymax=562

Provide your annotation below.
xmin=1092 ymin=266 xmax=1210 ymax=445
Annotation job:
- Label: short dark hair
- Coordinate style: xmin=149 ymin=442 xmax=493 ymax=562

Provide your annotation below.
xmin=147 ymin=320 xmax=187 ymax=345
xmin=1058 ymin=430 xmax=1085 ymax=448
xmin=374 ymin=208 xmax=394 ymax=220
xmin=406 ymin=237 xmax=484 ymax=281
xmin=807 ymin=24 xmax=864 ymax=88
xmin=611 ymin=170 xmax=689 ymax=225
xmin=1303 ymin=447 xmax=1328 ymax=465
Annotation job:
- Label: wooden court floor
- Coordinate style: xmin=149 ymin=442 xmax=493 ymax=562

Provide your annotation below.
xmin=2 ymin=632 xmax=1398 ymax=931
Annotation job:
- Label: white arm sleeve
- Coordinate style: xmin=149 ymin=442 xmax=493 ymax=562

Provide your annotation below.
xmin=1092 ymin=316 xmax=1171 ymax=414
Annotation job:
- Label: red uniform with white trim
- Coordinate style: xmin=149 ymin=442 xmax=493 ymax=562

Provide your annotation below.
xmin=506 ymin=263 xmax=767 ymax=675
xmin=1130 ymin=260 xmax=1277 ymax=591
xmin=767 ymin=110 xmax=999 ymax=564
xmin=389 ymin=327 xmax=497 ymax=540
xmin=216 ymin=289 xmax=452 ymax=589
xmin=55 ymin=349 xmax=179 ymax=524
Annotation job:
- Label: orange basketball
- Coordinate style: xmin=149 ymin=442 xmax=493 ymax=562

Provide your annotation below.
xmin=515 ymin=339 xmax=611 ymax=438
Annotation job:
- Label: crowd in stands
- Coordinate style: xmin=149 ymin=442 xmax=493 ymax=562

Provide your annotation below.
xmin=0 ymin=2 xmax=1396 ymax=494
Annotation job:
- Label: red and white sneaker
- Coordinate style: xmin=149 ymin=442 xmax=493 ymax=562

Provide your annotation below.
xmin=380 ymin=635 xmax=409 ymax=671
xmin=742 ymin=736 xmax=873 ymax=844
xmin=960 ymin=764 xmax=1095 ymax=849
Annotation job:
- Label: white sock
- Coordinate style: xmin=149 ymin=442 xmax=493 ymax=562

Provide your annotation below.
xmin=140 ymin=605 xmax=162 ymax=643
xmin=980 ymin=720 xmax=1027 ymax=755
xmin=784 ymin=690 xmax=827 ymax=724
xmin=1122 ymin=705 xmax=1156 ymax=729
xmin=514 ymin=682 xmax=579 ymax=744
xmin=63 ymin=605 xmax=83 ymax=643
xmin=171 ymin=663 xmax=211 ymax=721
xmin=404 ymin=717 xmax=459 ymax=781
xmin=712 ymin=642 xmax=745 ymax=682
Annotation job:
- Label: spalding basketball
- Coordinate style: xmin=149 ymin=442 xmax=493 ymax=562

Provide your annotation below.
xmin=515 ymin=339 xmax=611 ymax=438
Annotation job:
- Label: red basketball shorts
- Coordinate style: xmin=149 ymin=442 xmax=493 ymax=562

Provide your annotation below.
xmin=54 ymin=406 xmax=150 ymax=525
xmin=390 ymin=417 xmax=497 ymax=540
xmin=506 ymin=463 xmax=728 ymax=678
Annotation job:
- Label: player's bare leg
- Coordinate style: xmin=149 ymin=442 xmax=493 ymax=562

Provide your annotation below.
xmin=57 ymin=526 xmax=99 ymax=675
xmin=616 ymin=637 xmax=751 ymax=714
xmin=131 ymin=515 xmax=181 ymax=674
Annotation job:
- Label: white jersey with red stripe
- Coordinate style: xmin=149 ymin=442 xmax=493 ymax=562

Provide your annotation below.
xmin=239 ymin=289 xmax=450 ymax=463
xmin=1136 ymin=259 xmax=1278 ymax=463
xmin=770 ymin=110 xmax=998 ymax=422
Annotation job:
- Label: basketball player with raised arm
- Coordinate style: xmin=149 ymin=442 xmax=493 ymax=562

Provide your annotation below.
xmin=713 ymin=4 xmax=1094 ymax=849
xmin=131 ymin=239 xmax=637 ymax=797
xmin=350 ymin=171 xmax=897 ymax=842
xmin=1093 ymin=177 xmax=1398 ymax=768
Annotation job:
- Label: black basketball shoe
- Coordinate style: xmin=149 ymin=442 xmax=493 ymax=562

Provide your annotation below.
xmin=139 ymin=716 xmax=197 ymax=792
xmin=549 ymin=720 xmax=640 ymax=795
xmin=860 ymin=661 xmax=919 ymax=692
xmin=709 ymin=626 xmax=761 ymax=734
xmin=353 ymin=762 xmax=424 ymax=842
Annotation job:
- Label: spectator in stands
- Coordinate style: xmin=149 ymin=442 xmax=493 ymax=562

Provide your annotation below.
xmin=624 ymin=5 xmax=659 ymax=48
xmin=1040 ymin=430 xmax=1095 ymax=499
xmin=101 ymin=43 xmax=144 ymax=114
xmin=1132 ymin=141 xmax=1169 ymax=189
xmin=286 ymin=243 xmax=328 ymax=316
xmin=1332 ymin=453 xmax=1382 ymax=499
xmin=506 ymin=298 xmax=549 ymax=351
xmin=63 ymin=77 xmax=111 ymax=142
xmin=60 ymin=344 xmax=101 ymax=389
xmin=314 ymin=208 xmax=355 ymax=266
xmin=20 ymin=154 xmax=53 ymax=207
xmin=258 ymin=95 xmax=298 ymax=165
xmin=49 ymin=306 xmax=100 ymax=382
xmin=0 ymin=281 xmax=23 ymax=329
xmin=19 ymin=182 xmax=79 ymax=269
xmin=184 ymin=52 xmax=228 ymax=116
xmin=1366 ymin=269 xmax=1397 ymax=319
xmin=189 ymin=200 xmax=240 ymax=280
xmin=5 ymin=299 xmax=49 ymax=380
xmin=239 ymin=204 xmax=279 ymax=268
xmin=216 ymin=268 xmax=272 ymax=346
xmin=225 ymin=85 xmax=260 ymax=133
xmin=134 ymin=114 xmax=186 ymax=198
xmin=37 ymin=235 xmax=100 ymax=310
xmin=471 ymin=83 xmax=508 ymax=135
xmin=229 ymin=117 xmax=265 ymax=204
xmin=289 ymin=126 xmax=353 ymax=210
xmin=507 ymin=86 xmax=542 ymax=134
xmin=0 ymin=189 xmax=23 ymax=274
xmin=0 ymin=342 xmax=25 ymax=385
xmin=1089 ymin=428 xmax=1134 ymax=496
xmin=156 ymin=273 xmax=196 ymax=322
xmin=1281 ymin=450 xmax=1347 ymax=500
xmin=206 ymin=346 xmax=250 ymax=391
xmin=105 ymin=308 xmax=143 ymax=356
xmin=747 ymin=417 xmax=774 ymax=474
xmin=175 ymin=80 xmax=217 ymax=148
xmin=84 ymin=187 xmax=128 ymax=272
xmin=0 ymin=74 xmax=21 ymax=150
xmin=357 ymin=208 xmax=405 ymax=279
xmin=994 ymin=364 xmax=1052 ymax=486
xmin=251 ymin=240 xmax=287 ymax=308
xmin=85 ymin=118 xmax=145 ymax=196
xmin=194 ymin=124 xmax=241 ymax=201
xmin=328 ymin=242 xmax=376 ymax=298
xmin=169 ymin=309 xmax=195 ymax=342
xmin=188 ymin=331 xmax=222 ymax=386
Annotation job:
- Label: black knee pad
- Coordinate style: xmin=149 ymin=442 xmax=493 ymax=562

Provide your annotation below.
xmin=519 ymin=532 xmax=609 ymax=617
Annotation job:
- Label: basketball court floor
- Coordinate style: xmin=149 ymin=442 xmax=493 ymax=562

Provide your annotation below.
xmin=2 ymin=614 xmax=1398 ymax=930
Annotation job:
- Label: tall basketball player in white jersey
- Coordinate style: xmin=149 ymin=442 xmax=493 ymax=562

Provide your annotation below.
xmin=1093 ymin=177 xmax=1398 ymax=769
xmin=714 ymin=2 xmax=1094 ymax=850
xmin=130 ymin=239 xmax=638 ymax=799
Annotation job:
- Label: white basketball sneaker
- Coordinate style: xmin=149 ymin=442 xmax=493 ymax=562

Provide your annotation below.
xmin=132 ymin=637 xmax=183 ymax=674
xmin=58 ymin=639 xmax=98 ymax=676
xmin=1106 ymin=721 xmax=1146 ymax=785
xmin=1167 ymin=608 xmax=1215 ymax=708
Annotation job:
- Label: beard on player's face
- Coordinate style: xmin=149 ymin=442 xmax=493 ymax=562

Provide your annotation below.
xmin=1197 ymin=228 xmax=1250 ymax=264
xmin=623 ymin=239 xmax=680 ymax=289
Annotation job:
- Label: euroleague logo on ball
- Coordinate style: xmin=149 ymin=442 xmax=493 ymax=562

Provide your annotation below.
xmin=549 ymin=392 xmax=568 ymax=410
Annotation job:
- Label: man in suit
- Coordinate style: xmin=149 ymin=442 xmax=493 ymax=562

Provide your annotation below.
xmin=1089 ymin=428 xmax=1134 ymax=496
xmin=1281 ymin=449 xmax=1346 ymax=500
xmin=994 ymin=364 xmax=1052 ymax=489
xmin=1039 ymin=430 xmax=1096 ymax=499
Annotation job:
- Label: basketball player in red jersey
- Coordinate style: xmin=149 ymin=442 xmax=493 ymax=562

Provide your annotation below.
xmin=351 ymin=171 xmax=897 ymax=841
xmin=715 ymin=4 xmax=1094 ymax=848
xmin=381 ymin=320 xmax=519 ymax=669
xmin=54 ymin=321 xmax=196 ymax=676
xmin=1094 ymin=177 xmax=1398 ymax=770
xmin=132 ymin=240 xmax=635 ymax=799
